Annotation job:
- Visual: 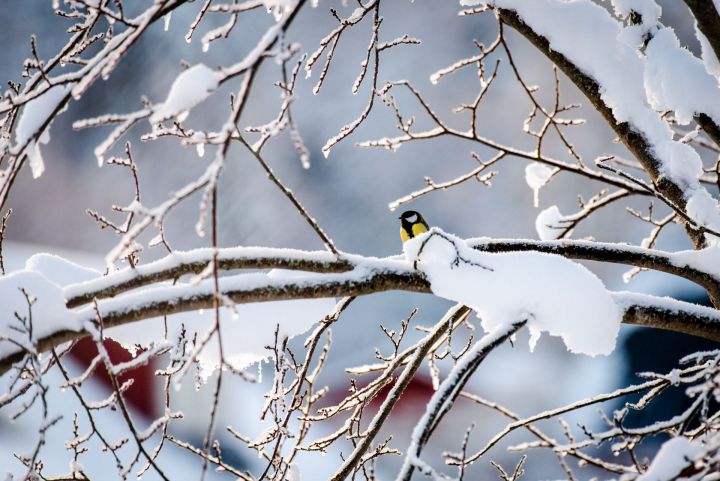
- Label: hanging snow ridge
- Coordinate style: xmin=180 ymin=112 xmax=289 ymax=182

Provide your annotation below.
xmin=695 ymin=27 xmax=720 ymax=78
xmin=149 ymin=64 xmax=221 ymax=125
xmin=644 ymin=27 xmax=720 ymax=126
xmin=163 ymin=11 xmax=172 ymax=31
xmin=14 ymin=83 xmax=73 ymax=178
xmin=403 ymin=229 xmax=621 ymax=356
xmin=0 ymin=253 xmax=95 ymax=358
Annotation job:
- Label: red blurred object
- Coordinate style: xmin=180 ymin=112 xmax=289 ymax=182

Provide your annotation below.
xmin=369 ymin=375 xmax=435 ymax=418
xmin=324 ymin=374 xmax=435 ymax=420
xmin=70 ymin=337 xmax=157 ymax=418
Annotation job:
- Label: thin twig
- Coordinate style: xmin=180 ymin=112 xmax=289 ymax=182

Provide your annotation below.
xmin=234 ymin=133 xmax=339 ymax=255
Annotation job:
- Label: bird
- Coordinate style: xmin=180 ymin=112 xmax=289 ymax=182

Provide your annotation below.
xmin=399 ymin=210 xmax=429 ymax=242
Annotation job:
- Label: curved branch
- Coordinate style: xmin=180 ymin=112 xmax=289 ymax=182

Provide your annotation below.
xmin=64 ymin=247 xmax=354 ymax=308
xmin=65 ymin=240 xmax=720 ymax=308
xmin=2 ymin=266 xmax=426 ymax=377
xmin=3 ymin=262 xmax=720 ymax=378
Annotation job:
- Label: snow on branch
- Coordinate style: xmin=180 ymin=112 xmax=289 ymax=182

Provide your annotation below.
xmin=62 ymin=238 xmax=720 ymax=311
xmin=3 ymin=235 xmax=720 ymax=377
xmin=64 ymin=247 xmax=352 ymax=308
xmin=0 ymin=1 xmax=180 ymax=211
xmin=492 ymin=0 xmax=720 ymax=247
xmin=396 ymin=319 xmax=526 ymax=481
xmin=404 ymin=229 xmax=622 ymax=356
xmin=469 ymin=237 xmax=720 ymax=302
xmin=685 ymin=0 xmax=720 ymax=79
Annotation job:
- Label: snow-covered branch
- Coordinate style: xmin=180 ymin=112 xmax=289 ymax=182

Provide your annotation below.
xmin=470 ymin=237 xmax=720 ymax=303
xmin=0 ymin=1 xmax=186 ymax=212
xmin=63 ymin=239 xmax=720 ymax=310
xmin=396 ymin=320 xmax=527 ymax=481
xmin=495 ymin=2 xmax=720 ymax=248
xmin=65 ymin=247 xmax=353 ymax=308
xmin=684 ymin=0 xmax=720 ymax=83
xmin=3 ymin=237 xmax=720 ymax=377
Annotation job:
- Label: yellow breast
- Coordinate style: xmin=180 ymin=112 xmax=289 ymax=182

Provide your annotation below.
xmin=401 ymin=222 xmax=428 ymax=242
xmin=412 ymin=222 xmax=428 ymax=237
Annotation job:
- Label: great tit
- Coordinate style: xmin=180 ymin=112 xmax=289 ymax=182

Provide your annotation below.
xmin=399 ymin=210 xmax=429 ymax=242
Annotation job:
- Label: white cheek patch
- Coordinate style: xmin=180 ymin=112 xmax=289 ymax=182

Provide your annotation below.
xmin=406 ymin=213 xmax=418 ymax=223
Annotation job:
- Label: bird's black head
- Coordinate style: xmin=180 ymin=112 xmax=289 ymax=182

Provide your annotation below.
xmin=399 ymin=210 xmax=424 ymax=228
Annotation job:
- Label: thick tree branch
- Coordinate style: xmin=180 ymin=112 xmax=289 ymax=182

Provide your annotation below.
xmin=2 ymin=266 xmax=425 ymax=377
xmin=696 ymin=113 xmax=720 ymax=148
xmin=496 ymin=8 xmax=707 ymax=248
xmin=615 ymin=291 xmax=720 ymax=341
xmin=65 ymin=248 xmax=353 ymax=308
xmin=3 ymin=266 xmax=720 ymax=377
xmin=64 ymin=240 xmax=720 ymax=309
xmin=683 ymin=0 xmax=720 ymax=70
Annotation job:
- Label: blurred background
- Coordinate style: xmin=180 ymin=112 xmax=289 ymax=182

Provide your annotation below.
xmin=0 ymin=1 xmax=717 ymax=479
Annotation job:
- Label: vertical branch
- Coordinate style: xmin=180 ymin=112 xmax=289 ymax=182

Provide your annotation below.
xmin=200 ymin=184 xmax=225 ymax=481
xmin=0 ymin=208 xmax=11 ymax=275
xmin=87 ymin=303 xmax=172 ymax=481
xmin=9 ymin=290 xmax=60 ymax=480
